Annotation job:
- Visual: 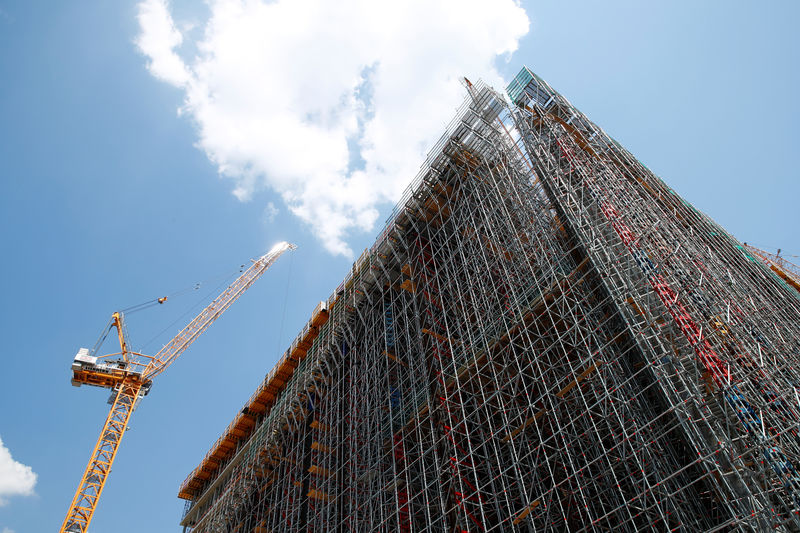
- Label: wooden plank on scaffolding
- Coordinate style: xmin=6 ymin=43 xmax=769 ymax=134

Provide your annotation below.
xmin=422 ymin=328 xmax=449 ymax=343
xmin=310 ymin=419 xmax=330 ymax=431
xmin=445 ymin=352 xmax=488 ymax=391
xmin=503 ymin=408 xmax=547 ymax=443
xmin=503 ymin=361 xmax=600 ymax=443
xmin=482 ymin=258 xmax=591 ymax=359
xmin=308 ymin=464 xmax=333 ymax=477
xmin=483 ymin=235 xmax=513 ymax=261
xmin=512 ymin=500 xmax=541 ymax=525
xmin=555 ymin=362 xmax=599 ymax=398
xmin=308 ymin=488 xmax=332 ymax=501
xmin=250 ymin=518 xmax=269 ymax=533
xmin=259 ymin=476 xmax=277 ymax=493
xmin=384 ymin=350 xmax=407 ymax=366
xmin=626 ymin=296 xmax=665 ymax=328
xmin=403 ymin=403 xmax=429 ymax=432
xmin=311 ymin=441 xmax=333 ymax=454
xmin=400 ymin=279 xmax=416 ymax=293
xmin=254 ymin=466 xmax=272 ymax=479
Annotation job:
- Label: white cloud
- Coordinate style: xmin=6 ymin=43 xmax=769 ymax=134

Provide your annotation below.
xmin=0 ymin=436 xmax=36 ymax=506
xmin=3 ymin=527 xmax=16 ymax=533
xmin=136 ymin=0 xmax=530 ymax=256
xmin=136 ymin=0 xmax=190 ymax=86
xmin=263 ymin=201 xmax=279 ymax=224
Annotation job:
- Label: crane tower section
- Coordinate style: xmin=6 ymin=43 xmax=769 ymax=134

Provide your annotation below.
xmin=61 ymin=242 xmax=295 ymax=533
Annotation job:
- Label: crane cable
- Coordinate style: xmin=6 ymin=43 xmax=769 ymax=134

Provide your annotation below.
xmin=92 ymin=259 xmax=250 ymax=356
xmin=120 ymin=262 xmax=249 ymax=316
xmin=120 ymin=298 xmax=167 ymax=315
xmin=135 ymin=267 xmax=245 ymax=354
xmin=88 ymin=316 xmax=115 ymax=357
xmin=275 ymin=250 xmax=295 ymax=355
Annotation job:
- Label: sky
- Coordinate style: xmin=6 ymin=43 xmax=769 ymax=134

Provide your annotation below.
xmin=0 ymin=1 xmax=798 ymax=531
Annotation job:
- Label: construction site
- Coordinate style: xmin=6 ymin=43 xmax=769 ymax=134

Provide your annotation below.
xmin=69 ymin=66 xmax=800 ymax=532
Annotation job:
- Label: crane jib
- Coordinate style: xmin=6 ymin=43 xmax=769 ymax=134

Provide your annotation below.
xmin=60 ymin=242 xmax=296 ymax=533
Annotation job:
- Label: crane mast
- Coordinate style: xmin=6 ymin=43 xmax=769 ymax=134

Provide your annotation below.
xmin=60 ymin=242 xmax=296 ymax=533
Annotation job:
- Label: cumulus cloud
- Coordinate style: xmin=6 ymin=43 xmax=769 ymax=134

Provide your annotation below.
xmin=135 ymin=0 xmax=190 ymax=86
xmin=136 ymin=0 xmax=529 ymax=255
xmin=0 ymin=436 xmax=36 ymax=506
xmin=263 ymin=201 xmax=278 ymax=224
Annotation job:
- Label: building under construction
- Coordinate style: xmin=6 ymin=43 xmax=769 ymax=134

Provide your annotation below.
xmin=176 ymin=68 xmax=800 ymax=532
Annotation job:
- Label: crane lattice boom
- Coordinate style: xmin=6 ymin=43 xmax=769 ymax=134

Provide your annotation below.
xmin=60 ymin=242 xmax=295 ymax=533
xmin=144 ymin=242 xmax=296 ymax=380
xmin=743 ymin=243 xmax=800 ymax=294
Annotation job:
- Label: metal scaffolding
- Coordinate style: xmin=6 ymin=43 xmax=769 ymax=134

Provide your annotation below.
xmin=177 ymin=68 xmax=800 ymax=532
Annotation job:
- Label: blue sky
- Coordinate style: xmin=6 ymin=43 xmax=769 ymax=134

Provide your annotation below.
xmin=0 ymin=1 xmax=798 ymax=531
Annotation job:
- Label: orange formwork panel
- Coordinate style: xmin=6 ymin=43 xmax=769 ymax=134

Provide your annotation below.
xmin=178 ymin=301 xmax=330 ymax=501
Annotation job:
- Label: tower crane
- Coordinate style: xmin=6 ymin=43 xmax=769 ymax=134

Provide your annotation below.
xmin=60 ymin=242 xmax=296 ymax=533
xmin=743 ymin=243 xmax=800 ymax=294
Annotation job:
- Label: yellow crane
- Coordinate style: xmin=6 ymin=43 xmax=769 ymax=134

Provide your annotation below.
xmin=60 ymin=242 xmax=296 ymax=533
xmin=743 ymin=243 xmax=800 ymax=294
